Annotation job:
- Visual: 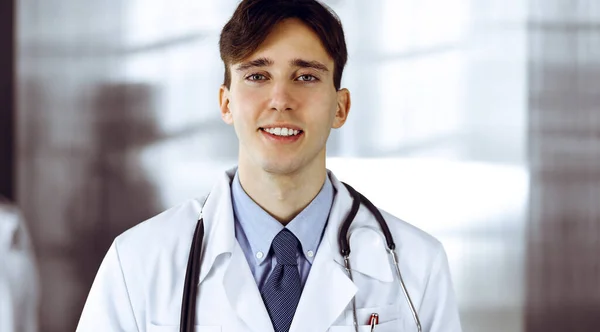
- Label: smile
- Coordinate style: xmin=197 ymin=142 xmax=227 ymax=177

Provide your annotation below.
xmin=260 ymin=127 xmax=303 ymax=137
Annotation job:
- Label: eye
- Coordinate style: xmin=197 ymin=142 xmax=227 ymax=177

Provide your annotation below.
xmin=296 ymin=74 xmax=318 ymax=82
xmin=246 ymin=73 xmax=267 ymax=81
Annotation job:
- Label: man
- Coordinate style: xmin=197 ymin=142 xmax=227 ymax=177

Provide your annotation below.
xmin=77 ymin=1 xmax=462 ymax=331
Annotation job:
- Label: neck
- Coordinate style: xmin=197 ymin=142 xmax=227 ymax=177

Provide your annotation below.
xmin=237 ymin=156 xmax=327 ymax=225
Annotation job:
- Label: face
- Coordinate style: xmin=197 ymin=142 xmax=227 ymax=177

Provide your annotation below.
xmin=219 ymin=18 xmax=351 ymax=176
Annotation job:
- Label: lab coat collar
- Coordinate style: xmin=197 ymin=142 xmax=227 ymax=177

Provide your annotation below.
xmin=198 ymin=167 xmax=395 ymax=284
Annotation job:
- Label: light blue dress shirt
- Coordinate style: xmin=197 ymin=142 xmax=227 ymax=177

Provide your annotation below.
xmin=231 ymin=170 xmax=334 ymax=289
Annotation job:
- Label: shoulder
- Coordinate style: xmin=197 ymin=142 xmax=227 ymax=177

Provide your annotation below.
xmin=111 ymin=198 xmax=204 ymax=273
xmin=376 ymin=208 xmax=448 ymax=280
xmin=116 ymin=198 xmax=203 ymax=243
xmin=380 ymin=209 xmax=444 ymax=255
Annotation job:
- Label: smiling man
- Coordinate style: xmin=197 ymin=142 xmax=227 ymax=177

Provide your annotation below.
xmin=77 ymin=1 xmax=462 ymax=331
xmin=218 ymin=15 xmax=350 ymax=225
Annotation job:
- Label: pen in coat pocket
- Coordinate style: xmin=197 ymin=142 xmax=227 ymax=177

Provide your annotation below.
xmin=369 ymin=313 xmax=379 ymax=331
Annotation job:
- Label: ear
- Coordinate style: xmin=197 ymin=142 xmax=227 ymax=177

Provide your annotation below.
xmin=332 ymin=88 xmax=351 ymax=129
xmin=219 ymin=85 xmax=233 ymax=125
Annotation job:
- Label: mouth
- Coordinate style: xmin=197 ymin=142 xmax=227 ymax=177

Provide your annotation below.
xmin=259 ymin=126 xmax=304 ymax=137
xmin=259 ymin=126 xmax=304 ymax=143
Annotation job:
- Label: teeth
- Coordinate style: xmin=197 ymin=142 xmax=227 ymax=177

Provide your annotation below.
xmin=263 ymin=127 xmax=301 ymax=136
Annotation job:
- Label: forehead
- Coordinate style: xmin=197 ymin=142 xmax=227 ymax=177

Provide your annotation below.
xmin=235 ymin=18 xmax=334 ymax=69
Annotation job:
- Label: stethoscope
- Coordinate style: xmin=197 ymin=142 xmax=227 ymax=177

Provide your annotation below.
xmin=179 ymin=182 xmax=422 ymax=332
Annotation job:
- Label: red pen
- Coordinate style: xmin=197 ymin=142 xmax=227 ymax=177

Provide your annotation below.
xmin=369 ymin=313 xmax=379 ymax=331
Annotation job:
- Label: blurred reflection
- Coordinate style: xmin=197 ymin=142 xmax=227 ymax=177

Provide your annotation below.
xmin=68 ymin=82 xmax=162 ymax=301
xmin=0 ymin=197 xmax=39 ymax=332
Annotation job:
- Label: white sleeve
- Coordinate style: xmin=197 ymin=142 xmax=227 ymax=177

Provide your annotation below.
xmin=418 ymin=245 xmax=462 ymax=332
xmin=77 ymin=241 xmax=140 ymax=331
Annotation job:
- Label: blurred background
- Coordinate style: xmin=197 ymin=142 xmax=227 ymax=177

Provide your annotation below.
xmin=1 ymin=0 xmax=598 ymax=331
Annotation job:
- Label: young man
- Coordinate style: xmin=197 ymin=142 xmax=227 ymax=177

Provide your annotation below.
xmin=77 ymin=1 xmax=462 ymax=331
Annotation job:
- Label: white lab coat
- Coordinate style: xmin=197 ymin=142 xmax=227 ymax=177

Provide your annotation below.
xmin=77 ymin=168 xmax=462 ymax=332
xmin=0 ymin=199 xmax=39 ymax=332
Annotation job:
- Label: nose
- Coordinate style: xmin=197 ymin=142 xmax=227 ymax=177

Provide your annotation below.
xmin=268 ymin=82 xmax=296 ymax=112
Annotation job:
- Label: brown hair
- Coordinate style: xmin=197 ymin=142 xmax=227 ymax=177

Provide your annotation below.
xmin=219 ymin=0 xmax=348 ymax=90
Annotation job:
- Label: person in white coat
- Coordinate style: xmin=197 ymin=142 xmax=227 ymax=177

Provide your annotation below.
xmin=0 ymin=197 xmax=39 ymax=332
xmin=77 ymin=0 xmax=463 ymax=331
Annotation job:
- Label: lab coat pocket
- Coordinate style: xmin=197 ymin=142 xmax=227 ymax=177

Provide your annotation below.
xmin=328 ymin=318 xmax=404 ymax=332
xmin=147 ymin=324 xmax=221 ymax=332
xmin=353 ymin=303 xmax=401 ymax=325
xmin=328 ymin=303 xmax=407 ymax=332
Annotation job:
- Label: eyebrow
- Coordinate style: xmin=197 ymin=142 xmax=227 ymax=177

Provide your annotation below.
xmin=235 ymin=57 xmax=330 ymax=73
xmin=236 ymin=57 xmax=274 ymax=72
xmin=290 ymin=58 xmax=329 ymax=72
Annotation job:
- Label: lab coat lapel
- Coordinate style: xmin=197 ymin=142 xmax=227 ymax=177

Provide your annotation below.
xmin=289 ymin=234 xmax=357 ymax=332
xmin=289 ymin=171 xmax=359 ymax=332
xmin=196 ymin=170 xmax=236 ymax=285
xmin=203 ymin=168 xmax=274 ymax=332
xmin=223 ymin=243 xmax=274 ymax=332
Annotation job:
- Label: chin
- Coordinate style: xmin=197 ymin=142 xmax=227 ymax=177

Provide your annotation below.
xmin=259 ymin=159 xmax=305 ymax=176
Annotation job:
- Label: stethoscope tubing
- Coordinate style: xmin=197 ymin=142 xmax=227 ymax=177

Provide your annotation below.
xmin=180 ymin=217 xmax=204 ymax=330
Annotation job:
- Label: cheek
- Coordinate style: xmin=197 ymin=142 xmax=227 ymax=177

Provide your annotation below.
xmin=230 ymin=89 xmax=263 ymax=121
xmin=235 ymin=86 xmax=261 ymax=102
xmin=306 ymin=92 xmax=338 ymax=121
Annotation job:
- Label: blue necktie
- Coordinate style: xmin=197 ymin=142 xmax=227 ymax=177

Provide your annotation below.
xmin=260 ymin=229 xmax=302 ymax=332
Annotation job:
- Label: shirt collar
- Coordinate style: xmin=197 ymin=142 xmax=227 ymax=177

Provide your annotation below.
xmin=231 ymin=170 xmax=334 ymax=265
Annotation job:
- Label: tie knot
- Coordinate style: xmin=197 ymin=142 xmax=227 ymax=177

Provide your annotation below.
xmin=271 ymin=229 xmax=300 ymax=266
